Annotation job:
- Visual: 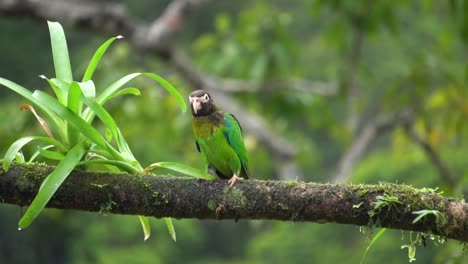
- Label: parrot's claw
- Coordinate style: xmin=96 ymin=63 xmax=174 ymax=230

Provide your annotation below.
xmin=228 ymin=174 xmax=241 ymax=187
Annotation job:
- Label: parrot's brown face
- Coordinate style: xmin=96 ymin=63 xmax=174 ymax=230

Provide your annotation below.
xmin=189 ymin=90 xmax=215 ymax=117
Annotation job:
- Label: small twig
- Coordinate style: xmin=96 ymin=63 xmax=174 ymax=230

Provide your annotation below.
xmin=403 ymin=123 xmax=456 ymax=188
xmin=332 ymin=113 xmax=412 ymax=183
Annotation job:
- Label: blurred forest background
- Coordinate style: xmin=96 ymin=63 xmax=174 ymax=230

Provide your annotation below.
xmin=0 ymin=0 xmax=467 ymax=263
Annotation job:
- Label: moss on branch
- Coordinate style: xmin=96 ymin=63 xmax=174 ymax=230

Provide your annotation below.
xmin=0 ymin=162 xmax=466 ymax=242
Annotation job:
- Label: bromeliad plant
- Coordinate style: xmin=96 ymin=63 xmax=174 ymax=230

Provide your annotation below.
xmin=0 ymin=21 xmax=208 ymax=241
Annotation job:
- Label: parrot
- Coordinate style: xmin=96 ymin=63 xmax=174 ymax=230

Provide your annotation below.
xmin=189 ymin=90 xmax=249 ymax=186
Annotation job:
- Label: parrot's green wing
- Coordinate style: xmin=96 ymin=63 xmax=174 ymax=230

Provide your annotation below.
xmin=223 ymin=113 xmax=249 ymax=178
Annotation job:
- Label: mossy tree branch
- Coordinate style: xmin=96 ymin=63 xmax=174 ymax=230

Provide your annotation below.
xmin=0 ymin=163 xmax=466 ymax=242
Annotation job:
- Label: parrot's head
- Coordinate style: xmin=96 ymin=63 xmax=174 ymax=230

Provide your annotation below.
xmin=189 ymin=90 xmax=216 ymax=116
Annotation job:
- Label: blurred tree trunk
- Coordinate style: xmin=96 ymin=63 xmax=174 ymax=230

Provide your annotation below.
xmin=1 ymin=163 xmax=466 ymax=242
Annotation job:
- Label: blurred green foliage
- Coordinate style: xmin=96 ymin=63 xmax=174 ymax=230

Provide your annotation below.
xmin=0 ymin=0 xmax=466 ymax=263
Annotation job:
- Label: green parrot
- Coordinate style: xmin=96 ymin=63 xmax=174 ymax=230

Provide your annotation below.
xmin=189 ymin=90 xmax=249 ymax=186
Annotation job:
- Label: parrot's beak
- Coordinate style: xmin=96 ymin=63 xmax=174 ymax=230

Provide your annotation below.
xmin=191 ymin=98 xmax=202 ymax=114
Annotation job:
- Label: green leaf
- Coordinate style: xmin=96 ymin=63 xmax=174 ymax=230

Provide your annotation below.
xmin=0 ymin=78 xmax=34 ymax=101
xmin=142 ymin=73 xmax=187 ymax=112
xmin=81 ymin=97 xmax=118 ymax=145
xmin=78 ymin=80 xmax=96 ymax=102
xmin=105 ymin=128 xmax=113 ymax=142
xmin=0 ymin=78 xmax=66 ymax=141
xmin=165 ymin=217 xmax=177 ymax=242
xmin=18 ymin=141 xmax=87 ymax=229
xmin=115 ymin=129 xmax=135 ymax=160
xmin=3 ymin=136 xmax=68 ymax=171
xmin=96 ymin=73 xmax=142 ymax=105
xmin=47 ymin=21 xmax=73 ymax=82
xmin=67 ymin=82 xmax=82 ymax=114
xmin=39 ymin=147 xmax=66 ymax=160
xmin=412 ymin=210 xmax=446 ymax=225
xmin=49 ymin=78 xmax=71 ymax=105
xmin=15 ymin=151 xmax=25 ymax=163
xmin=29 ymin=145 xmax=54 ymax=162
xmin=80 ymin=96 xmax=137 ymax=166
xmin=67 ymin=82 xmax=83 ymax=146
xmin=82 ymin=35 xmax=123 ymax=82
xmin=113 ymin=87 xmax=141 ymax=97
xmin=82 ymin=73 xmax=141 ymax=123
xmin=360 ymin=228 xmax=387 ymax=264
xmin=138 ymin=216 xmax=151 ymax=241
xmin=412 ymin=211 xmax=427 ymax=224
xmin=78 ymin=159 xmax=139 ymax=174
xmin=145 ymin=162 xmax=217 ymax=180
xmin=32 ymin=91 xmax=107 ymax=149
xmin=39 ymin=75 xmax=67 ymax=105
xmin=82 ymin=72 xmax=186 ymax=123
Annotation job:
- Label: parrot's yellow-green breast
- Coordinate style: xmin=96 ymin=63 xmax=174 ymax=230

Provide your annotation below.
xmin=192 ymin=112 xmax=248 ymax=179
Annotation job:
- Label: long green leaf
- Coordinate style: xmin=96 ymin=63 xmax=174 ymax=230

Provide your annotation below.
xmin=49 ymin=78 xmax=71 ymax=105
xmin=48 ymin=21 xmax=73 ymax=82
xmin=78 ymin=80 xmax=96 ymax=102
xmin=81 ymin=73 xmax=141 ymax=123
xmin=412 ymin=211 xmax=427 ymax=224
xmin=78 ymin=159 xmax=139 ymax=174
xmin=3 ymin=136 xmax=68 ymax=171
xmin=81 ymin=97 xmax=118 ymax=145
xmin=85 ymin=106 xmax=133 ymax=159
xmin=2 ymin=137 xmax=36 ymax=171
xmin=138 ymin=216 xmax=151 ymax=241
xmin=39 ymin=148 xmax=66 ymax=160
xmin=15 ymin=151 xmax=25 ymax=163
xmin=165 ymin=217 xmax=177 ymax=242
xmin=0 ymin=78 xmax=66 ymax=141
xmin=29 ymin=145 xmax=54 ymax=163
xmin=113 ymin=87 xmax=141 ymax=97
xmin=82 ymin=73 xmax=186 ymax=123
xmin=143 ymin=72 xmax=187 ymax=112
xmin=97 ymin=73 xmax=142 ymax=105
xmin=68 ymin=82 xmax=83 ymax=114
xmin=80 ymin=96 xmax=137 ymax=165
xmin=32 ymin=91 xmax=107 ymax=149
xmin=360 ymin=228 xmax=387 ymax=264
xmin=145 ymin=162 xmax=216 ymax=180
xmin=118 ymin=129 xmax=134 ymax=156
xmin=87 ymin=142 xmax=129 ymax=168
xmin=67 ymin=82 xmax=82 ymax=146
xmin=39 ymin=75 xmax=67 ymax=105
xmin=82 ymin=36 xmax=123 ymax=82
xmin=18 ymin=141 xmax=87 ymax=229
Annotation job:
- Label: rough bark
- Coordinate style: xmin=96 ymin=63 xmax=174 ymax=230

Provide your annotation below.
xmin=0 ymin=163 xmax=466 ymax=242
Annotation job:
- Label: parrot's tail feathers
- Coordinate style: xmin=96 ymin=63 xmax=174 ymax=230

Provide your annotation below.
xmin=241 ymin=163 xmax=249 ymax=179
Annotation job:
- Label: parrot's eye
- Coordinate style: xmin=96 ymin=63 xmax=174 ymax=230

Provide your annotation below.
xmin=202 ymin=94 xmax=210 ymax=102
